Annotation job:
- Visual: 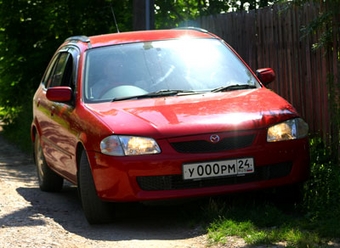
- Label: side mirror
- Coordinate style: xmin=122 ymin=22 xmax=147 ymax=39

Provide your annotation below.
xmin=46 ymin=86 xmax=72 ymax=102
xmin=256 ymin=68 xmax=276 ymax=85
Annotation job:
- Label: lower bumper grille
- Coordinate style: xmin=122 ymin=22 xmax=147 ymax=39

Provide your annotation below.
xmin=136 ymin=162 xmax=292 ymax=191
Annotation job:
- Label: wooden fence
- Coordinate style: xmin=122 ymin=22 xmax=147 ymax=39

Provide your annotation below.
xmin=197 ymin=3 xmax=339 ymax=139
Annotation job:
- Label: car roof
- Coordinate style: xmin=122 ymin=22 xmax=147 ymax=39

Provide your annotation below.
xmin=64 ymin=28 xmax=219 ymax=49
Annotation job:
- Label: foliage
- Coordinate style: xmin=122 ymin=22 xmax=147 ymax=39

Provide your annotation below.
xmin=298 ymin=0 xmax=340 ymax=51
xmin=0 ymin=0 xmax=132 ymax=150
xmin=154 ymin=0 xmax=229 ymax=29
xmin=154 ymin=0 xmax=279 ymax=29
xmin=1 ymin=104 xmax=32 ymax=152
xmin=227 ymin=0 xmax=276 ymax=11
xmin=303 ymin=135 xmax=340 ymax=236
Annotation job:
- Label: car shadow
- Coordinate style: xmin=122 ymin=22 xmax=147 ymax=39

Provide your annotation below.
xmin=0 ymin=133 xmax=206 ymax=242
xmin=15 ymin=185 xmax=206 ymax=241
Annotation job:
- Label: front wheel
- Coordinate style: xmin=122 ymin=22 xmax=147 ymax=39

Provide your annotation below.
xmin=78 ymin=151 xmax=115 ymax=224
xmin=34 ymin=132 xmax=63 ymax=192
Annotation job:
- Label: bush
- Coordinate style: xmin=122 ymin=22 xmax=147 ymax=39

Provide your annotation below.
xmin=1 ymin=103 xmax=33 ymax=154
xmin=303 ymin=135 xmax=340 ymax=236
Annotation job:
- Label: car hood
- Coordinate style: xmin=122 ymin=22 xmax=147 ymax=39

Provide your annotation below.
xmin=85 ymin=88 xmax=298 ymax=138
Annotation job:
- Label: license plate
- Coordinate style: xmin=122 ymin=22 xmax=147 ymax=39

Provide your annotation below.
xmin=183 ymin=158 xmax=254 ymax=180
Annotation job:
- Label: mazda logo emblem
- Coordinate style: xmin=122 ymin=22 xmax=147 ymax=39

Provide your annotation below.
xmin=210 ymin=134 xmax=220 ymax=143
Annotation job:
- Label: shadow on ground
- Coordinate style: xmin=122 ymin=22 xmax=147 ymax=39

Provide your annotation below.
xmin=10 ymin=182 xmax=206 ymax=241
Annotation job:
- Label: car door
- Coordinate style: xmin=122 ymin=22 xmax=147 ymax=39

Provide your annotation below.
xmin=37 ymin=47 xmax=79 ymax=183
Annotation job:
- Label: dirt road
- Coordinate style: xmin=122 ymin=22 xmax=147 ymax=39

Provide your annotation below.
xmin=1 ymin=134 xmax=239 ymax=248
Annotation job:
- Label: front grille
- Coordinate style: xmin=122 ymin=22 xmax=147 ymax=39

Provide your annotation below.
xmin=170 ymin=135 xmax=255 ymax=153
xmin=136 ymin=162 xmax=292 ymax=191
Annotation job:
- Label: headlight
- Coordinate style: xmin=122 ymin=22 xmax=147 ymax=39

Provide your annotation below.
xmin=267 ymin=118 xmax=308 ymax=142
xmin=100 ymin=135 xmax=161 ymax=156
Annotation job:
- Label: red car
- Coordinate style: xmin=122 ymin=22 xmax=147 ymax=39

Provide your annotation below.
xmin=31 ymin=28 xmax=310 ymax=224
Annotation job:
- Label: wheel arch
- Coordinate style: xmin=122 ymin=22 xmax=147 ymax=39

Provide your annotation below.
xmin=76 ymin=142 xmax=85 ymax=173
xmin=31 ymin=122 xmax=38 ymax=143
xmin=75 ymin=132 xmax=91 ymax=185
xmin=31 ymin=117 xmax=43 ymax=144
xmin=31 ymin=122 xmax=40 ymax=163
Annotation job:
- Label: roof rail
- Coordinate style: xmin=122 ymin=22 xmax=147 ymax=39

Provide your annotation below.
xmin=173 ymin=27 xmax=209 ymax=33
xmin=64 ymin=35 xmax=90 ymax=43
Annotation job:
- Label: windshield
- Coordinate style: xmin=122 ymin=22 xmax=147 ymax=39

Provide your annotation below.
xmin=83 ymin=38 xmax=259 ymax=102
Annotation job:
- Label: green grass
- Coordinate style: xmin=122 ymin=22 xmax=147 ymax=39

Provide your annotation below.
xmin=204 ymin=199 xmax=326 ymax=247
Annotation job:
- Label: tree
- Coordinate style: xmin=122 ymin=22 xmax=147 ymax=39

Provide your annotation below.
xmin=228 ymin=0 xmax=275 ymax=11
xmin=153 ymin=0 xmax=230 ymax=29
xmin=0 ymin=0 xmax=132 ymax=122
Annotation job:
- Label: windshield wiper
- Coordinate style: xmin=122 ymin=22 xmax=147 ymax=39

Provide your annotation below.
xmin=136 ymin=89 xmax=201 ymax=99
xmin=111 ymin=85 xmax=254 ymax=102
xmin=110 ymin=89 xmax=200 ymax=102
xmin=211 ymin=84 xmax=257 ymax=92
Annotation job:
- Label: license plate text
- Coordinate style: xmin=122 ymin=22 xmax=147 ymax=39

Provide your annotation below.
xmin=183 ymin=158 xmax=254 ymax=180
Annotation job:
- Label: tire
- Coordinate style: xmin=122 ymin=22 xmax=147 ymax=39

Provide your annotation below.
xmin=34 ymin=133 xmax=64 ymax=192
xmin=78 ymin=151 xmax=115 ymax=224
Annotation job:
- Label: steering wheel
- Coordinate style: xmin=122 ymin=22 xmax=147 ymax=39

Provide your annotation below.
xmin=97 ymin=83 xmax=119 ymax=98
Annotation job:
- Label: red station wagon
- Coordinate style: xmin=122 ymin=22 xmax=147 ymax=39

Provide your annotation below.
xmin=31 ymin=28 xmax=310 ymax=224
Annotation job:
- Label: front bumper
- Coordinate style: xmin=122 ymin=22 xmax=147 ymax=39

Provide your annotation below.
xmin=87 ymin=134 xmax=310 ymax=202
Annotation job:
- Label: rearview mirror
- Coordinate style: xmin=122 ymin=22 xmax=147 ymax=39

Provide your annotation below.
xmin=46 ymin=86 xmax=72 ymax=102
xmin=256 ymin=68 xmax=276 ymax=85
